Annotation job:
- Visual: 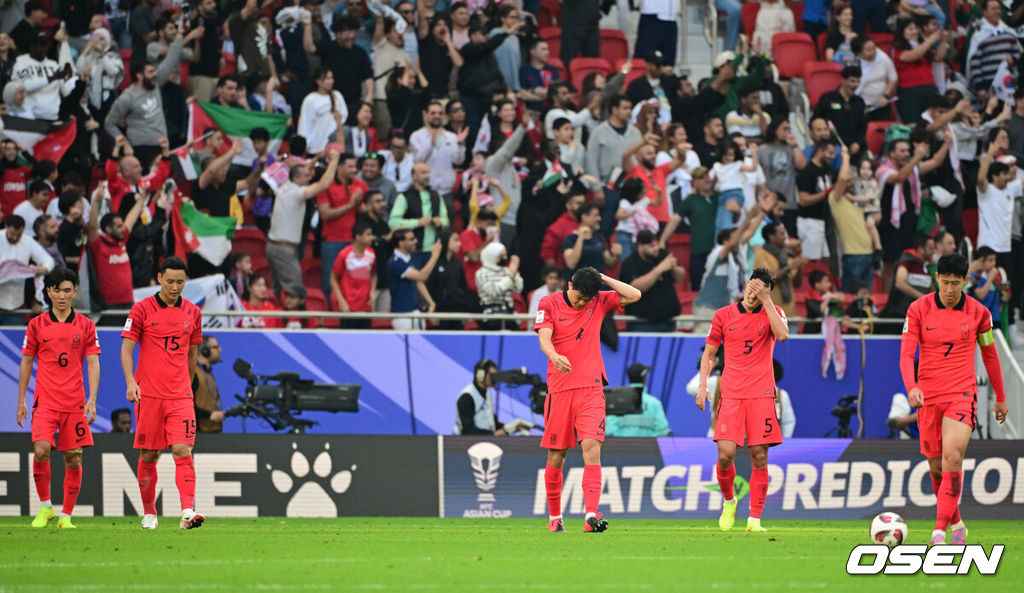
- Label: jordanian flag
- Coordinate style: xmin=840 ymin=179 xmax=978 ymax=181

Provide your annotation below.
xmin=171 ymin=197 xmax=236 ymax=266
xmin=541 ymin=159 xmax=566 ymax=187
xmin=188 ymin=101 xmax=289 ymax=167
xmin=1 ymin=116 xmax=77 ymax=163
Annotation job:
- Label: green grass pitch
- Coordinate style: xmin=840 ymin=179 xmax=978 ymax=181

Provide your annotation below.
xmin=0 ymin=518 xmax=1020 ymax=592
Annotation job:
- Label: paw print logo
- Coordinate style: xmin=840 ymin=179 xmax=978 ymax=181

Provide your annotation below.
xmin=268 ymin=442 xmax=356 ymax=517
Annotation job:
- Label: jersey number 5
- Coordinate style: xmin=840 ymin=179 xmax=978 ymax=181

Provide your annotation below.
xmin=163 ymin=336 xmax=181 ymax=351
xmin=743 ymin=340 xmax=753 ymax=354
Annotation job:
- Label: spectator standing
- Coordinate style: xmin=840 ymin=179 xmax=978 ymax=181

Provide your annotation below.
xmin=879 ymin=234 xmax=934 ymax=328
xmin=427 ymin=229 xmax=473 ymax=330
xmin=358 ymin=153 xmax=397 ymax=211
xmin=796 ymin=139 xmax=836 ymax=263
xmin=562 ymin=203 xmax=622 ymax=276
xmin=13 ymin=180 xmax=48 ymax=237
xmin=418 ymin=14 xmax=463 ymax=100
xmin=519 ymin=38 xmax=559 ymax=113
xmin=813 ymin=66 xmax=867 ymax=156
xmin=541 ymin=192 xmax=586 ymax=268
xmin=382 ymin=135 xmax=415 ymax=196
xmin=754 ymin=221 xmax=806 ymax=318
xmin=476 ymin=242 xmax=523 ymax=330
xmin=9 ymin=0 xmax=46 ymax=51
xmin=825 ymin=4 xmax=858 ymax=66
xmin=853 ymin=36 xmax=898 ymax=123
xmin=267 ymin=151 xmax=341 ymax=291
xmin=315 ymin=16 xmax=374 ymax=116
xmin=458 ymin=24 xmax=512 ymax=128
xmin=389 ymin=163 xmax=450 ymax=267
xmin=56 ymin=192 xmax=86 ymax=268
xmin=967 ymin=246 xmax=1007 ymax=329
xmin=661 ymin=166 xmax=718 ymax=290
xmin=0 ymin=214 xmax=52 ymax=322
xmin=829 ymin=151 xmax=876 ymax=292
xmin=585 ymin=95 xmax=641 ymax=183
xmin=104 ymin=47 xmax=183 ymax=168
xmin=129 ymin=0 xmax=160 ymax=63
xmin=490 ymin=4 xmax=522 ymax=93
xmin=86 ymin=184 xmax=144 ymax=322
xmin=11 ymin=33 xmax=71 ymax=121
xmin=330 ymin=219 xmax=377 ymax=329
xmin=318 ymin=153 xmax=369 ymax=295
xmin=298 ymin=69 xmax=348 ymax=155
xmin=372 ymin=16 xmax=412 ymax=138
xmin=752 ymin=0 xmax=794 ymax=54
xmin=188 ymin=0 xmax=225 ymax=103
xmin=356 ymin=191 xmax=395 ymax=312
xmin=618 ymin=231 xmax=685 ymax=332
xmin=459 ymin=208 xmax=499 ymax=293
xmin=484 ymin=114 xmax=528 ymax=246
xmin=725 ymin=85 xmax=770 ymax=140
xmin=966 ymin=0 xmax=1022 ymax=93
xmin=560 ymin=0 xmax=600 ymax=65
xmin=411 ymin=102 xmax=469 ymax=209
xmin=693 ymin=114 xmax=725 ymax=167
xmin=976 ymin=143 xmax=1021 ymax=270
xmin=147 ymin=16 xmax=199 ymax=72
xmin=75 ymin=27 xmax=124 ymax=123
xmin=758 ymin=120 xmax=801 ymax=231
xmin=893 ymin=18 xmax=942 ymax=125
xmin=388 ymin=229 xmax=442 ymax=330
xmin=228 ymin=0 xmax=276 ymax=79
xmin=691 ymin=218 xmax=763 ymax=333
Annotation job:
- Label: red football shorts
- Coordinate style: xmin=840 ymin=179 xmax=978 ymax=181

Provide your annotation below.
xmin=714 ymin=396 xmax=783 ymax=447
xmin=541 ymin=386 xmax=606 ymax=450
xmin=134 ymin=397 xmax=196 ymax=450
xmin=917 ymin=393 xmax=977 ymax=458
xmin=31 ymin=407 xmax=93 ymax=451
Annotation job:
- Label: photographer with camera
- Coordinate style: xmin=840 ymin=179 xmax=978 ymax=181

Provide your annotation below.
xmin=191 ymin=336 xmax=224 ymax=433
xmin=454 ymin=359 xmax=534 ymax=436
xmin=605 ymin=363 xmax=671 ymax=437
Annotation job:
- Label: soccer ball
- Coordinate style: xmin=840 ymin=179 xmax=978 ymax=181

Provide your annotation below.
xmin=870 ymin=512 xmax=908 ymax=547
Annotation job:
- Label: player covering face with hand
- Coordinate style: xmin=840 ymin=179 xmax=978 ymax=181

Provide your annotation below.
xmin=697 ymin=268 xmax=789 ymax=533
xmin=17 ymin=268 xmax=101 ymax=529
xmin=899 ymin=253 xmax=1007 ymax=545
xmin=534 ymin=267 xmax=642 ymax=533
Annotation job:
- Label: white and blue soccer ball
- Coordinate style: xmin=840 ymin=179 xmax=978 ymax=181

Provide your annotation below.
xmin=870 ymin=512 xmax=908 ymax=547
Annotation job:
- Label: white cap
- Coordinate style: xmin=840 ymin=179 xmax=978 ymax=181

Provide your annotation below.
xmin=714 ymin=51 xmax=736 ymax=69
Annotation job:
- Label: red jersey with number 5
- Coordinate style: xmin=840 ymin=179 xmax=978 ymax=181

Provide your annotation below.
xmin=22 ymin=310 xmax=101 ymax=412
xmin=534 ymin=290 xmax=622 ymax=393
xmin=900 ymin=292 xmax=991 ymax=402
xmin=122 ymin=295 xmax=203 ymax=399
xmin=706 ymin=302 xmax=785 ymax=399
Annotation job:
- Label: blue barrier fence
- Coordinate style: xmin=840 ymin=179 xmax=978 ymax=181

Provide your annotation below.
xmin=0 ymin=330 xmax=906 ymax=438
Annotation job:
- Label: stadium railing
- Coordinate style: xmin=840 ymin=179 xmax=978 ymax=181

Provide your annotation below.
xmin=983 ymin=331 xmax=1024 ymax=439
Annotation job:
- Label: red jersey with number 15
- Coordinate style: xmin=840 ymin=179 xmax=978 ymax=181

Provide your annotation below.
xmin=534 ymin=290 xmax=622 ymax=393
xmin=900 ymin=292 xmax=992 ymax=402
xmin=22 ymin=310 xmax=101 ymax=412
xmin=122 ymin=295 xmax=203 ymax=399
xmin=706 ymin=302 xmax=786 ymax=399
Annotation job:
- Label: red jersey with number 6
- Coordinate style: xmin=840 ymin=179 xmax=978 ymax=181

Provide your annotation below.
xmin=900 ymin=292 xmax=992 ymax=402
xmin=706 ymin=302 xmax=786 ymax=399
xmin=534 ymin=290 xmax=622 ymax=393
xmin=122 ymin=295 xmax=203 ymax=399
xmin=22 ymin=310 xmax=101 ymax=412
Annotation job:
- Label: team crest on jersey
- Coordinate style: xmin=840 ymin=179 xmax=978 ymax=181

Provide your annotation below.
xmin=757 ymin=322 xmax=767 ymax=335
xmin=586 ymin=306 xmax=594 ymax=318
xmin=72 ymin=335 xmax=81 ymax=350
xmin=183 ymin=319 xmax=190 ymax=334
xmin=961 ymin=324 xmax=970 ymax=341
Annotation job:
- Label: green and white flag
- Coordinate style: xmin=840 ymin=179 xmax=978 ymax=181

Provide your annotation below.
xmin=171 ymin=197 xmax=236 ymax=266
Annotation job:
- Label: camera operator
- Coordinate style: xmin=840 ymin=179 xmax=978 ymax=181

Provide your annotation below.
xmin=454 ymin=359 xmax=507 ymax=436
xmin=605 ymin=363 xmax=671 ymax=437
xmin=191 ymin=336 xmax=225 ymax=433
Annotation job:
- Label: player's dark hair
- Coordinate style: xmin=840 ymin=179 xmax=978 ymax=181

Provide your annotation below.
xmin=936 ymin=253 xmax=969 ymax=278
xmin=158 ymin=256 xmax=187 ymax=275
xmin=973 ymin=245 xmax=996 ymax=261
xmin=570 ymin=267 xmax=601 ymax=299
xmin=44 ymin=266 xmax=79 ymax=291
xmin=809 ymin=269 xmax=828 ymax=287
xmin=749 ymin=267 xmax=776 ymax=290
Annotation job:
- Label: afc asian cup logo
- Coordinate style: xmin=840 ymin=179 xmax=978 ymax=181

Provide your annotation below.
xmin=467 ymin=442 xmax=503 ymax=503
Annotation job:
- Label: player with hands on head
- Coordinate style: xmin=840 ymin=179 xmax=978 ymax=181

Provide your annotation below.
xmin=17 ymin=267 xmax=100 ymax=529
xmin=697 ymin=267 xmax=788 ymax=533
xmin=534 ymin=267 xmax=641 ymax=533
xmin=900 ymin=253 xmax=1007 ymax=545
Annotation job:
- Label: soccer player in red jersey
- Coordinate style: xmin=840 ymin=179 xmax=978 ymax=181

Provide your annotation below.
xmin=534 ymin=267 xmax=641 ymax=533
xmin=900 ymin=253 xmax=1007 ymax=545
xmin=16 ymin=268 xmax=100 ymax=529
xmin=697 ymin=268 xmax=788 ymax=533
xmin=121 ymin=256 xmax=205 ymax=530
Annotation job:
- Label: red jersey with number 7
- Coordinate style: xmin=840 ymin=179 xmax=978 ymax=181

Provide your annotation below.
xmin=122 ymin=295 xmax=203 ymax=399
xmin=22 ymin=310 xmax=101 ymax=412
xmin=900 ymin=292 xmax=992 ymax=402
xmin=706 ymin=302 xmax=786 ymax=399
xmin=534 ymin=290 xmax=622 ymax=393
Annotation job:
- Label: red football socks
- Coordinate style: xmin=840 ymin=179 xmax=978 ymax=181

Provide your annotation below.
xmin=936 ymin=470 xmax=962 ymax=531
xmin=544 ymin=463 xmax=563 ymax=517
xmin=582 ymin=465 xmax=601 ymax=514
xmin=33 ymin=459 xmax=50 ymax=503
xmin=175 ymin=456 xmax=196 ymax=511
xmin=62 ymin=466 xmax=82 ymax=516
xmin=717 ymin=462 xmax=736 ymax=501
xmin=931 ymin=472 xmax=962 ymax=525
xmin=749 ymin=467 xmax=769 ymax=519
xmin=138 ymin=458 xmax=158 ymax=515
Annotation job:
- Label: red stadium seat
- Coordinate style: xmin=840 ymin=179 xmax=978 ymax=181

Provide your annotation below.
xmin=790 ymin=1 xmax=805 ymax=31
xmin=548 ymin=57 xmax=567 ymax=82
xmin=963 ymin=207 xmax=978 ymax=245
xmin=741 ymin=3 xmax=760 ymax=38
xmin=599 ymin=30 xmax=629 ymax=66
xmin=539 ymin=0 xmax=561 ymax=28
xmin=232 ymin=228 xmax=267 ymax=261
xmin=802 ymin=61 xmax=843 ymax=108
xmin=253 ymin=261 xmax=273 ymax=287
xmin=539 ymin=28 xmax=562 ymax=64
xmin=816 ymin=32 xmax=828 ymax=60
xmin=301 ymin=258 xmax=322 ymax=291
xmin=866 ymin=121 xmax=892 ymax=156
xmin=772 ymin=33 xmax=816 ymax=79
xmin=569 ymin=58 xmax=612 ymax=96
xmin=868 ymin=32 xmax=894 ymax=56
xmin=119 ymin=49 xmax=132 ymax=91
xmin=220 ymin=51 xmax=236 ymax=77
xmin=667 ymin=233 xmax=691 ymax=276
xmin=305 ymin=288 xmax=327 ymax=328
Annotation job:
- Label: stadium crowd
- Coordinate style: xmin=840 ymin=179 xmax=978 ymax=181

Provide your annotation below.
xmin=0 ymin=0 xmax=1022 ymax=337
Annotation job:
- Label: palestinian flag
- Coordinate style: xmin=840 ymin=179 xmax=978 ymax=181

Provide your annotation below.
xmin=172 ymin=145 xmax=202 ymax=181
xmin=188 ymin=101 xmax=289 ymax=167
xmin=541 ymin=159 xmax=565 ymax=188
xmin=1 ymin=116 xmax=77 ymax=163
xmin=171 ymin=196 xmax=236 ymax=266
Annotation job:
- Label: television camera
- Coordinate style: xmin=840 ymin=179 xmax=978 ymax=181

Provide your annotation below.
xmin=490 ymin=367 xmax=642 ymax=416
xmin=225 ymin=359 xmax=361 ymax=434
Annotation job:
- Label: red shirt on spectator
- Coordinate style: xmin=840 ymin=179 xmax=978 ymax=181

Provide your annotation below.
xmin=332 ymin=245 xmax=376 ymax=312
xmin=624 ymin=163 xmax=672 ymax=223
xmin=459 ymin=227 xmax=486 ymax=293
xmin=90 ymin=233 xmax=134 ymax=305
xmin=1 ymin=163 xmax=30 ymax=219
xmin=318 ymin=178 xmax=369 ymax=243
xmin=240 ymin=300 xmax=284 ymax=328
xmin=541 ymin=212 xmax=580 ymax=267
xmin=105 ymin=157 xmax=172 ymax=214
xmin=893 ymin=50 xmax=935 ymax=88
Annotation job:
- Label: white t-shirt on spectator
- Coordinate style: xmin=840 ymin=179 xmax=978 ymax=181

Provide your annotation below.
xmin=12 ymin=201 xmax=44 ymax=237
xmin=268 ymin=181 xmax=307 ymax=244
xmin=297 ymin=90 xmax=347 ymax=154
xmin=711 ymin=161 xmax=745 ymax=192
xmin=740 ymin=157 xmax=766 ymax=213
xmin=977 ymin=179 xmax=1022 ymax=253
